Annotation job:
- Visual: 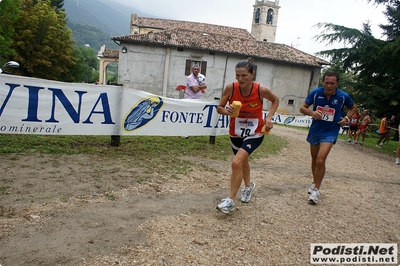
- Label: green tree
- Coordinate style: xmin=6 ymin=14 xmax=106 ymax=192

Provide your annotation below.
xmin=50 ymin=0 xmax=64 ymax=10
xmin=106 ymin=63 xmax=118 ymax=84
xmin=11 ymin=0 xmax=75 ymax=81
xmin=32 ymin=0 xmax=64 ymax=11
xmin=70 ymin=46 xmax=99 ymax=83
xmin=380 ymin=0 xmax=400 ymax=40
xmin=314 ymin=0 xmax=400 ymax=118
xmin=0 ymin=0 xmax=21 ymax=63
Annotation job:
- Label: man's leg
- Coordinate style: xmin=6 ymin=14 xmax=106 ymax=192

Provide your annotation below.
xmin=377 ymin=134 xmax=385 ymax=145
xmin=355 ymin=131 xmax=360 ymax=142
xmin=310 ymin=142 xmax=334 ymax=189
xmin=384 ymin=132 xmax=391 ymax=144
xmin=361 ymin=131 xmax=366 ymax=143
xmin=310 ymin=143 xmax=319 ymax=183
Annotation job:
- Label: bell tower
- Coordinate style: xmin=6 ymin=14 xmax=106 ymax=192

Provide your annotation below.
xmin=251 ymin=0 xmax=280 ymax=43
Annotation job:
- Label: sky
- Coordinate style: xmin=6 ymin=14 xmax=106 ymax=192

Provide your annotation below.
xmin=114 ymin=0 xmax=388 ymax=56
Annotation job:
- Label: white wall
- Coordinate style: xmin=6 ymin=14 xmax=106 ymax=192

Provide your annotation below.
xmin=118 ymin=43 xmax=321 ymax=115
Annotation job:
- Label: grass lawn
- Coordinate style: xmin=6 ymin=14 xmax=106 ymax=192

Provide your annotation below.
xmin=0 ymin=125 xmax=397 ymax=161
xmin=0 ymin=132 xmax=287 ymax=160
xmin=337 ymin=128 xmax=399 ymax=156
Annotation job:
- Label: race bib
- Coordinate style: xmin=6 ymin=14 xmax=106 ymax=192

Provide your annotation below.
xmin=317 ymin=105 xmax=335 ymax=122
xmin=234 ymin=118 xmax=259 ymax=137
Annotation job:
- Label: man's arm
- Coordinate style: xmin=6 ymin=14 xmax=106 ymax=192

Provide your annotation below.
xmin=300 ymin=102 xmax=312 ymax=116
xmin=384 ymin=119 xmax=390 ymax=129
xmin=341 ymin=103 xmax=357 ymax=126
xmin=190 ymin=83 xmax=207 ymax=92
xmin=300 ymin=102 xmax=324 ymax=120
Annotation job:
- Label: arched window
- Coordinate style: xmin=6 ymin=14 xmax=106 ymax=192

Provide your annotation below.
xmin=267 ymin=8 xmax=274 ymax=24
xmin=255 ymin=8 xmax=260 ymax=24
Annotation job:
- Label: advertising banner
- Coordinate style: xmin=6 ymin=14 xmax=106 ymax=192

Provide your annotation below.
xmin=0 ymin=75 xmax=311 ymax=136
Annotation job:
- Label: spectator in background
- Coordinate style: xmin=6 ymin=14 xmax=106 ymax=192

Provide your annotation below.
xmin=341 ymin=123 xmax=350 ymax=136
xmin=182 ymin=65 xmax=207 ymax=138
xmin=185 ymin=65 xmax=207 ymax=99
xmin=382 ymin=115 xmax=396 ymax=145
xmin=355 ymin=109 xmax=372 ymax=146
xmin=347 ymin=112 xmax=360 ymax=144
xmin=376 ymin=113 xmax=391 ymax=148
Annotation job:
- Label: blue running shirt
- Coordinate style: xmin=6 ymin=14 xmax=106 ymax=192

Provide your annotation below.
xmin=305 ymin=87 xmax=354 ymax=137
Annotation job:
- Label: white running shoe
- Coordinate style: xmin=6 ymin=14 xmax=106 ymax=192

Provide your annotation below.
xmin=216 ymin=198 xmax=235 ymax=214
xmin=307 ymin=182 xmax=315 ymax=194
xmin=308 ymin=188 xmax=320 ymax=204
xmin=396 ymin=158 xmax=400 ymax=165
xmin=241 ymin=181 xmax=256 ymax=203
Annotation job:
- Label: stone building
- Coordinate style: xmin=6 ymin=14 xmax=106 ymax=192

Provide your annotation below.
xmin=252 ymin=0 xmax=280 ymax=43
xmin=97 ymin=45 xmax=119 ymax=85
xmin=103 ymin=1 xmax=329 ymax=115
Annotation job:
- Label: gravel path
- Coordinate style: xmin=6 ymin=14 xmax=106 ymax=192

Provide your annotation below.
xmin=0 ymin=126 xmax=399 ymax=265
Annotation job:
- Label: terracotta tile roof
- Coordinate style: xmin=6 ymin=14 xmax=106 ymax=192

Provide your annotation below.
xmin=113 ymin=16 xmax=329 ymax=67
xmin=131 ymin=15 xmax=252 ymax=39
xmin=100 ymin=48 xmax=119 ymax=58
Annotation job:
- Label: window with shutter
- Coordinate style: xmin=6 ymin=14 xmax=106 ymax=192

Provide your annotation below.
xmin=184 ymin=60 xmax=207 ymax=76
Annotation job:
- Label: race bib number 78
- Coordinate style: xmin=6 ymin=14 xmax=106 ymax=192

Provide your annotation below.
xmin=234 ymin=118 xmax=259 ymax=137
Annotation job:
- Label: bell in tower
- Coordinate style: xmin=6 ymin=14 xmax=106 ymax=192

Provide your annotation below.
xmin=251 ymin=0 xmax=280 ymax=43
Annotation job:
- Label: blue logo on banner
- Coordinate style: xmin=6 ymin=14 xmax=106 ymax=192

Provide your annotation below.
xmin=123 ymin=96 xmax=164 ymax=131
xmin=283 ymin=116 xmax=295 ymax=125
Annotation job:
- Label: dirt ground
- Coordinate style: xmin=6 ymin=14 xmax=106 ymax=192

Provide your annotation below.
xmin=0 ymin=126 xmax=399 ymax=266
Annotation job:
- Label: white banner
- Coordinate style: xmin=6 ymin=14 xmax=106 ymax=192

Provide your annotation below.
xmin=0 ymin=75 xmax=311 ymax=136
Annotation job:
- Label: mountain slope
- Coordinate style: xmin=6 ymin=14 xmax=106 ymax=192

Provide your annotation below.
xmin=64 ymin=0 xmax=155 ymax=50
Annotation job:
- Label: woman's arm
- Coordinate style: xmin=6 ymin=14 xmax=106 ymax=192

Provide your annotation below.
xmin=259 ymin=85 xmax=279 ymax=121
xmin=217 ymin=83 xmax=234 ymax=116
